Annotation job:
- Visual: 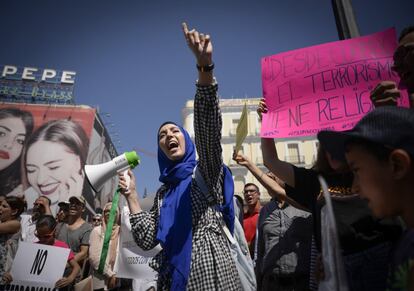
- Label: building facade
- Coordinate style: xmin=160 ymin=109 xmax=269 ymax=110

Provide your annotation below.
xmin=182 ymin=97 xmax=319 ymax=203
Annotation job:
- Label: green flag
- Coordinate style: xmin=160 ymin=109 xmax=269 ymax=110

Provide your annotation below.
xmin=235 ymin=102 xmax=248 ymax=153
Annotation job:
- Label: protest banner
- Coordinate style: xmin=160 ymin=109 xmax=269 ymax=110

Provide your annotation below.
xmin=114 ymin=203 xmax=160 ymax=288
xmin=1 ymin=281 xmax=58 ymax=291
xmin=261 ymin=28 xmax=409 ymax=138
xmin=8 ymin=242 xmax=69 ymax=289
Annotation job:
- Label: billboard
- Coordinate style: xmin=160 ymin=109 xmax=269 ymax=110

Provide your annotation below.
xmin=0 ymin=103 xmax=118 ymax=217
xmin=0 ymin=65 xmax=75 ymax=105
xmin=86 ymin=113 xmax=119 ymax=212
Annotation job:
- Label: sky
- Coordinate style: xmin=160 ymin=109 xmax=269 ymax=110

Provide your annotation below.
xmin=0 ymin=0 xmax=413 ymax=196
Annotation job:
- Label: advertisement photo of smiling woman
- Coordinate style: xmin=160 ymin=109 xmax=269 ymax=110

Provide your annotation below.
xmin=0 ymin=108 xmax=34 ymax=198
xmin=21 ymin=119 xmax=89 ymax=215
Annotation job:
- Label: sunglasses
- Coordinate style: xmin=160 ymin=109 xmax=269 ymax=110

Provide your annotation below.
xmin=69 ymin=202 xmax=84 ymax=208
xmin=93 ymin=218 xmax=101 ymax=222
xmin=243 ymin=189 xmax=257 ymax=194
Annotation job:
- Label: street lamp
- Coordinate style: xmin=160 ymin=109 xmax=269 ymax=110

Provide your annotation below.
xmin=331 ymin=0 xmax=360 ymax=40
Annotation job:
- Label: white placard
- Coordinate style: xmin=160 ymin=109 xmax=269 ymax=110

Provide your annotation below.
xmin=114 ymin=204 xmax=160 ymax=283
xmin=11 ymin=242 xmax=69 ymax=288
xmin=2 ymin=281 xmax=58 ymax=291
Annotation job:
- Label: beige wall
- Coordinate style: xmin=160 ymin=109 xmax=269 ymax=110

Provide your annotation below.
xmin=182 ymin=98 xmax=318 ymax=203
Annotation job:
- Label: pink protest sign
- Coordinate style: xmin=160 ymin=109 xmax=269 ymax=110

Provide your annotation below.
xmin=261 ymin=28 xmax=409 ymax=138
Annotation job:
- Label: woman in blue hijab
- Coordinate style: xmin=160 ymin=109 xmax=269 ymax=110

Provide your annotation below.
xmin=119 ymin=23 xmax=241 ymax=290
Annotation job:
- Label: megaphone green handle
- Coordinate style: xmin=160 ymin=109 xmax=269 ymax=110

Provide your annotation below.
xmin=98 ymin=188 xmax=120 ymax=275
xmin=97 ymin=151 xmax=139 ymax=274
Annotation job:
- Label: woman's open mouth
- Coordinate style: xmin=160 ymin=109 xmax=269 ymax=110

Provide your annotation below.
xmin=39 ymin=183 xmax=60 ymax=196
xmin=168 ymin=140 xmax=179 ymax=151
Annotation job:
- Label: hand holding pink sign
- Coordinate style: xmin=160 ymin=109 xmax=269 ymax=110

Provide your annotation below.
xmin=260 ymin=28 xmax=409 ymax=138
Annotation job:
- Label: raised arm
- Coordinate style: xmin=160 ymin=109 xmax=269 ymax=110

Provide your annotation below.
xmin=55 ymin=259 xmax=80 ymax=289
xmin=183 ymin=23 xmax=223 ymax=192
xmin=0 ymin=220 xmax=20 ymax=235
xmin=182 ymin=22 xmax=214 ymax=85
xmin=233 ymin=152 xmax=286 ymax=200
xmin=258 ymin=98 xmax=295 ymax=187
xmin=119 ymin=170 xmax=142 ymax=215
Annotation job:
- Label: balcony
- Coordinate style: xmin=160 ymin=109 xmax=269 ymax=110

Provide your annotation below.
xmin=284 ymin=155 xmax=305 ymax=165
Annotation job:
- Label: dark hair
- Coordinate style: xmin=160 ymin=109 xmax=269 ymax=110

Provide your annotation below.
xmin=244 ymin=183 xmax=260 ymax=193
xmin=399 ymin=26 xmax=414 ymax=42
xmin=5 ymin=196 xmax=25 ymax=219
xmin=36 ymin=215 xmax=57 ymax=231
xmin=312 ymin=144 xmax=336 ymax=175
xmin=0 ymin=108 xmax=34 ymax=196
xmin=21 ymin=119 xmax=89 ymax=189
xmin=346 ymin=138 xmax=394 ymax=162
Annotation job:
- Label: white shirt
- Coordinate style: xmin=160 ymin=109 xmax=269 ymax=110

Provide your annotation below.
xmin=19 ymin=214 xmax=38 ymax=243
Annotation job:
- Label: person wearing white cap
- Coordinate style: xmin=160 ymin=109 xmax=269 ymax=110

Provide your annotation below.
xmin=56 ymin=195 xmax=92 ymax=269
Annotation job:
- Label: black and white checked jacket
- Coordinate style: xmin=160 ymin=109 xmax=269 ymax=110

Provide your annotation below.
xmin=129 ymin=83 xmax=241 ymax=291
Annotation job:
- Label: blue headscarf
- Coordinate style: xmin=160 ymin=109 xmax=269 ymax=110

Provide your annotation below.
xmin=156 ymin=122 xmax=234 ymax=290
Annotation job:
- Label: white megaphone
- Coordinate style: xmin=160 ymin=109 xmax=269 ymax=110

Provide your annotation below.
xmin=85 ymin=151 xmax=140 ymax=193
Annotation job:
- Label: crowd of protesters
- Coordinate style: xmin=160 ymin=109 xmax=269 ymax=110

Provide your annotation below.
xmin=0 ymin=23 xmax=413 ymax=291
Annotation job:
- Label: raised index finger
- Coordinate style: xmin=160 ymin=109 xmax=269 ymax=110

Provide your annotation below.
xmin=182 ymin=22 xmax=189 ymax=36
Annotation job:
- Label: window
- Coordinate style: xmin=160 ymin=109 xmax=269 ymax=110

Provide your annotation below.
xmin=285 ymin=143 xmax=302 ymax=164
xmin=234 ymin=176 xmax=245 ymax=197
xmin=256 ymin=144 xmax=263 ymax=164
xmin=313 ymin=141 xmax=319 ymax=163
xmin=230 ymin=119 xmax=240 ymax=135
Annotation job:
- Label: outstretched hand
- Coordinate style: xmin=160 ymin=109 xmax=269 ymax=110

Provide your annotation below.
xmin=107 ymin=275 xmax=118 ymax=289
xmin=233 ymin=151 xmax=252 ymax=168
xmin=55 ymin=277 xmax=72 ymax=288
xmin=257 ymin=98 xmax=268 ymax=121
xmin=2 ymin=272 xmax=12 ymax=284
xmin=117 ymin=169 xmax=142 ymax=214
xmin=118 ymin=169 xmax=136 ymax=197
xmin=57 ymin=162 xmax=84 ymax=204
xmin=370 ymin=81 xmax=400 ymax=107
xmin=182 ymin=22 xmax=213 ymax=66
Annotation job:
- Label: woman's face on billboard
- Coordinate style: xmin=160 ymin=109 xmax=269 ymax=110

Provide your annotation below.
xmin=0 ymin=117 xmax=26 ymax=171
xmin=26 ymin=140 xmax=82 ymax=204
